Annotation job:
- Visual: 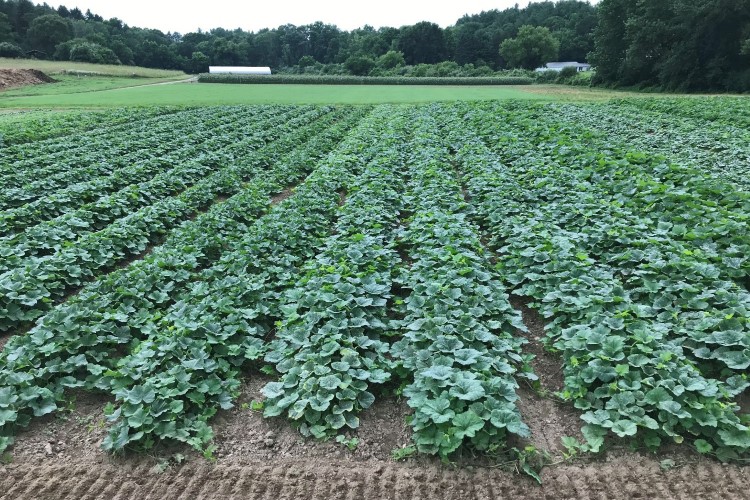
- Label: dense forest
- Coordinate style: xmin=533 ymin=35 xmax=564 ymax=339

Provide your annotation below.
xmin=0 ymin=0 xmax=748 ymax=91
xmin=0 ymin=1 xmax=596 ymax=73
xmin=591 ymin=0 xmax=750 ymax=91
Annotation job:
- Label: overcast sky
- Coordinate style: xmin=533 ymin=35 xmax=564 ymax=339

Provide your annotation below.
xmin=47 ymin=1 xmax=595 ymax=34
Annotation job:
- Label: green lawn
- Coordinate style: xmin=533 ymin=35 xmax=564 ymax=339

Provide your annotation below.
xmin=0 ymin=82 xmax=542 ymax=108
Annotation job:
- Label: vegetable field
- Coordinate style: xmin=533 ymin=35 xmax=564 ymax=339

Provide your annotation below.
xmin=1 ymin=99 xmax=749 ymax=497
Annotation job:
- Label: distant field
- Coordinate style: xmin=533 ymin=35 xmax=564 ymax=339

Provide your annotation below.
xmin=1 ymin=59 xmax=743 ymax=107
xmin=0 ymin=82 xmax=541 ymax=108
xmin=0 ymin=59 xmax=538 ymax=107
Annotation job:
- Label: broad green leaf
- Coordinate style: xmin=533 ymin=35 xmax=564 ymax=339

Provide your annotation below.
xmin=452 ymin=410 xmax=484 ymax=439
xmin=421 ymin=365 xmax=454 ymax=381
xmin=262 ymin=382 xmax=285 ymax=400
xmin=319 ymin=375 xmax=342 ymax=391
xmin=694 ymin=439 xmax=713 ymax=454
xmin=611 ymin=419 xmax=638 ymax=437
xmin=449 ymin=378 xmax=485 ymax=401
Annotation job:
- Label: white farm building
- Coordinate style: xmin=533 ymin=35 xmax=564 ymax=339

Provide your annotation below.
xmin=535 ymin=62 xmax=591 ymax=72
xmin=208 ymin=66 xmax=272 ymax=75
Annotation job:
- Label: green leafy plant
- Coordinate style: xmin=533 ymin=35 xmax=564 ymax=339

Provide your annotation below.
xmin=2 ymin=100 xmax=750 ymax=468
xmin=262 ymin=110 xmax=409 ymax=441
xmin=391 ymin=445 xmax=417 ymax=461
xmin=514 ymin=445 xmax=551 ymax=484
xmin=390 ymin=111 xmax=533 ymax=459
xmin=202 ymin=445 xmax=217 ymax=462
xmin=441 ymin=101 xmax=750 ymax=461
xmin=335 ymin=435 xmax=359 ymax=451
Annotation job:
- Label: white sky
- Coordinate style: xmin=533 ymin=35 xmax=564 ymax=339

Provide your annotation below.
xmin=46 ymin=1 xmax=595 ymax=34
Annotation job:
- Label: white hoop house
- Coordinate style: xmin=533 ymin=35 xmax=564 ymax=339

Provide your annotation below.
xmin=208 ymin=66 xmax=272 ymax=75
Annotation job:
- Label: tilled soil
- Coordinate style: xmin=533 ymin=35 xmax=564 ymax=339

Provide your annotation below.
xmin=3 ymin=451 xmax=749 ymax=499
xmin=0 ymin=69 xmax=55 ymax=89
xmin=2 ymin=304 xmax=748 ymax=498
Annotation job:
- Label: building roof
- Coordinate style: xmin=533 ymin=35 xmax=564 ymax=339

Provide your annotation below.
xmin=208 ymin=66 xmax=272 ymax=75
xmin=545 ymin=61 xmax=591 ymax=68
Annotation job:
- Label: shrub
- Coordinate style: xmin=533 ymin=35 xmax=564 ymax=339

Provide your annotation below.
xmin=376 ymin=50 xmax=405 ymax=70
xmin=556 ymin=66 xmax=579 ymax=83
xmin=69 ymin=42 xmax=120 ymax=65
xmin=187 ymin=51 xmax=209 ymax=74
xmin=570 ymin=71 xmax=594 ymax=87
xmin=344 ymin=55 xmax=376 ymax=76
xmin=0 ymin=42 xmax=23 ymax=58
xmin=298 ymin=55 xmax=316 ymax=68
xmin=535 ymin=70 xmax=558 ymax=83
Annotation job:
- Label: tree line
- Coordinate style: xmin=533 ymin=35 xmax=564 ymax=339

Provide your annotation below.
xmin=591 ymin=0 xmax=750 ymax=92
xmin=0 ymin=0 xmax=748 ymax=91
xmin=0 ymin=0 xmax=595 ymax=75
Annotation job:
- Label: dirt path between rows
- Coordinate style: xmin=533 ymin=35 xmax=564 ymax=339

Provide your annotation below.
xmin=4 ymin=458 xmax=748 ymax=500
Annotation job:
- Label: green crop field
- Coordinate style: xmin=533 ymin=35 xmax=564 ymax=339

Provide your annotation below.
xmin=1 ymin=99 xmax=749 ymax=472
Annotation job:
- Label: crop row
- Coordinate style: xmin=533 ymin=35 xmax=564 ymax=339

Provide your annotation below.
xmin=0 ymin=105 xmax=371 ymax=453
xmin=482 ymin=102 xmax=750 ymax=282
xmin=102 ymin=106 xmax=393 ymax=450
xmin=441 ymin=102 xmax=750 ymax=459
xmin=0 ymin=106 xmax=303 ymax=235
xmin=615 ymin=97 xmax=750 ymax=131
xmin=540 ymin=101 xmax=750 ymax=191
xmin=262 ymin=108 xmax=409 ymax=440
xmin=0 ymin=106 xmax=334 ymax=271
xmin=0 ymin=107 xmax=340 ymax=332
xmin=0 ymin=107 xmax=297 ymax=210
xmin=0 ymin=107 xmax=229 ymax=172
xmin=390 ymin=107 xmax=532 ymax=457
xmin=0 ymin=106 xmax=233 ymax=180
xmin=0 ymin=107 xmax=182 ymax=147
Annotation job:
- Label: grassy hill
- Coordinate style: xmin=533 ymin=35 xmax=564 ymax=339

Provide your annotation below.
xmin=0 ymin=58 xmax=185 ymax=78
xmin=0 ymin=58 xmax=188 ymax=97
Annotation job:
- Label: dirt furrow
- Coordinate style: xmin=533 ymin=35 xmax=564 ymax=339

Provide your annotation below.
xmin=3 ymin=460 xmax=750 ymax=499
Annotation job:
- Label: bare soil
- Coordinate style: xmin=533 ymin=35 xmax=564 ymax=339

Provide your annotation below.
xmin=0 ymin=69 xmax=55 ymax=90
xmin=509 ymin=297 xmax=584 ymax=453
xmin=270 ymin=186 xmax=296 ymax=205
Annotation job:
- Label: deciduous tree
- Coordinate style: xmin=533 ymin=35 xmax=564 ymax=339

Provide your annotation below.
xmin=27 ymin=14 xmax=72 ymax=56
xmin=499 ymin=25 xmax=559 ymax=69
